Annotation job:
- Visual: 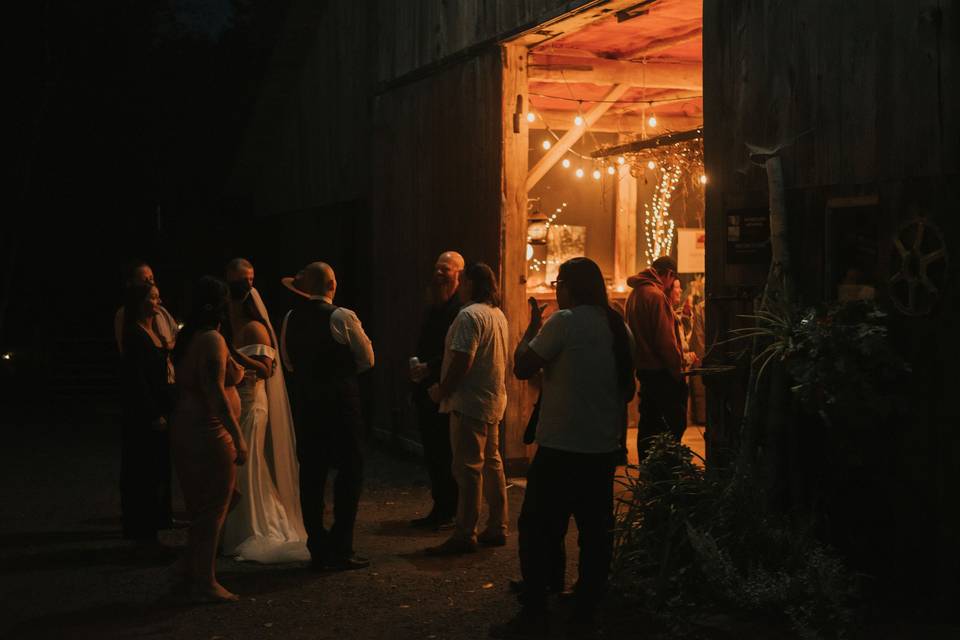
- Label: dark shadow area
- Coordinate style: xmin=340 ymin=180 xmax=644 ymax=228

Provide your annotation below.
xmin=0 ymin=542 xmax=180 ymax=574
xmin=2 ymin=602 xmax=182 ymax=640
xmin=397 ymin=548 xmax=500 ymax=573
xmin=0 ymin=529 xmax=122 ymax=550
xmin=218 ymin=564 xmax=335 ymax=596
xmin=374 ymin=519 xmax=447 ymax=539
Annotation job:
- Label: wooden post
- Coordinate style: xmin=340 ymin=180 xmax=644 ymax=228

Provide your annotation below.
xmin=614 ymin=139 xmax=638 ymax=285
xmin=500 ymin=43 xmax=532 ymax=468
xmin=525 ymin=83 xmax=631 ymax=193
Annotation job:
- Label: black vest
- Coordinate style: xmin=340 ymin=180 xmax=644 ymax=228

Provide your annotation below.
xmin=285 ymin=299 xmax=362 ymax=434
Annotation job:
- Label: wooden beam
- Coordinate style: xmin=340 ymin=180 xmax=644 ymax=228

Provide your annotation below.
xmin=526 ymin=84 xmax=631 ymax=192
xmin=624 ymin=26 xmax=702 ymax=59
xmin=510 ymin=0 xmax=658 ymax=48
xmin=529 ymin=56 xmax=702 ymax=90
xmin=614 ymin=143 xmax=638 ymax=285
xmin=590 ymin=127 xmax=703 ymax=157
xmin=500 ymin=44 xmax=532 ymax=463
xmin=530 ymin=110 xmax=702 ymax=134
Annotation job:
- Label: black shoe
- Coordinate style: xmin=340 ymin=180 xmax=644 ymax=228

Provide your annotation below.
xmin=433 ymin=515 xmax=456 ymax=531
xmin=323 ymin=553 xmax=370 ymax=571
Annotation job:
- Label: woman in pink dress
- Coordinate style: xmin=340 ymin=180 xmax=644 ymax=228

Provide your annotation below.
xmin=170 ymin=277 xmax=248 ymax=602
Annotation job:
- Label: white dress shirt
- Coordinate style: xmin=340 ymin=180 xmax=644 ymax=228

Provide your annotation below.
xmin=279 ymin=296 xmax=374 ymax=373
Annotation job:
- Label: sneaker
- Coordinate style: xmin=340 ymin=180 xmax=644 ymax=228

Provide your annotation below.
xmin=488 ymin=608 xmax=549 ymax=639
xmin=424 ymin=537 xmax=477 ymax=556
xmin=477 ymin=530 xmax=507 ymax=547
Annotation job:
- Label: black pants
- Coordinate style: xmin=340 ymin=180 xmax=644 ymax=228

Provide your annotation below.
xmin=637 ymin=370 xmax=687 ymax=460
xmin=415 ymin=399 xmax=457 ymax=518
xmin=120 ymin=424 xmax=172 ymax=539
xmin=518 ymin=446 xmax=617 ymax=611
xmin=297 ymin=436 xmax=364 ymax=560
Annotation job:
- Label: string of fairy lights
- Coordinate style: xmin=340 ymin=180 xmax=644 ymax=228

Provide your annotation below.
xmin=527 ymin=108 xmax=705 ymax=267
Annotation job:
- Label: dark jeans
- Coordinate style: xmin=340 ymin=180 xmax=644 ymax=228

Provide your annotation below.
xmin=637 ymin=370 xmax=687 ymax=461
xmin=415 ymin=399 xmax=458 ymax=518
xmin=297 ymin=436 xmax=364 ymax=560
xmin=518 ymin=446 xmax=617 ymax=612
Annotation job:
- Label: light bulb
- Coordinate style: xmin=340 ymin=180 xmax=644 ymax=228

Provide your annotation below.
xmin=617 ymin=156 xmax=625 ymax=165
xmin=592 ymin=169 xmax=601 ymax=180
xmin=575 ymin=168 xmax=584 ymax=178
xmin=526 ymin=112 xmax=535 ymax=123
xmin=526 ymin=243 xmax=534 ymax=260
xmin=607 ymin=165 xmax=616 ymax=175
xmin=562 ymin=202 xmax=567 ymax=207
xmin=574 ymin=115 xmax=584 ymax=126
xmin=700 ymin=174 xmax=708 ymax=184
xmin=648 ymin=115 xmax=657 ymax=128
xmin=647 ymin=160 xmax=656 ymax=170
xmin=542 ymin=139 xmax=551 ymax=150
xmin=561 ymin=158 xmax=571 ymax=168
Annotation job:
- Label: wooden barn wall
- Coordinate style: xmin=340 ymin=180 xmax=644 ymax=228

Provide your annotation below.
xmin=370 ymin=48 xmax=505 ymax=448
xmin=226 ymin=0 xmax=376 ymax=214
xmin=704 ymin=0 xmax=959 ymax=590
xmin=375 ymin=0 xmax=595 ymax=83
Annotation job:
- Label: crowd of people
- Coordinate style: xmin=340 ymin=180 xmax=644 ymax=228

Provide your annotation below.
xmin=116 ymin=250 xmax=698 ymax=634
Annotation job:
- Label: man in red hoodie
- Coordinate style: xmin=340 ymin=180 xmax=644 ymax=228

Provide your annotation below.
xmin=624 ymin=256 xmax=685 ymax=459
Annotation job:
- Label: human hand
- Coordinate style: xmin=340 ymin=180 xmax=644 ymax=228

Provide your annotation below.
xmin=527 ymin=297 xmax=547 ymax=332
xmin=427 ymin=383 xmax=442 ymax=404
xmin=234 ymin=439 xmax=249 ymax=466
xmin=410 ymin=363 xmax=429 ymax=383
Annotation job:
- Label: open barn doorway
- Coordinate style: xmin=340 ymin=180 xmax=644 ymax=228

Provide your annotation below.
xmin=501 ymin=0 xmax=706 ymax=466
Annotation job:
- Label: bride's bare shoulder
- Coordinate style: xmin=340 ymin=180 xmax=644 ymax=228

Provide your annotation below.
xmin=238 ymin=320 xmax=271 ymax=347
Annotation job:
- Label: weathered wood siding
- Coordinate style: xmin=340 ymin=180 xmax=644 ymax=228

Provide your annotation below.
xmin=370 ymin=48 xmax=506 ymax=448
xmin=376 ymin=0 xmax=598 ymax=82
xmin=227 ymin=0 xmax=376 ymax=213
xmin=704 ymin=0 xmax=959 ymax=590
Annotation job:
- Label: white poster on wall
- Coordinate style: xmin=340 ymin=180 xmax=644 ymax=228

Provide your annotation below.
xmin=677 ymin=228 xmax=706 ymax=273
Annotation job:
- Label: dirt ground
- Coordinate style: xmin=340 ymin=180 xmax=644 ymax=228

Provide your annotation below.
xmin=0 ymin=410 xmax=578 ymax=640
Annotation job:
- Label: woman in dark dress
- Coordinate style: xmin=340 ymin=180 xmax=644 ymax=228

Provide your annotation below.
xmin=120 ymin=282 xmax=174 ymax=541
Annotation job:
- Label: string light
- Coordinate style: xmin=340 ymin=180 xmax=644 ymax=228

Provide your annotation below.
xmin=574 ymin=115 xmax=584 ymax=127
xmin=700 ymin=174 xmax=708 ymax=184
xmin=575 ymin=168 xmax=584 ymax=178
xmin=592 ymin=169 xmax=602 ymax=180
xmin=542 ymin=139 xmax=551 ymax=150
xmin=647 ymin=160 xmax=656 ymax=170
xmin=526 ymin=243 xmax=534 ymax=260
xmin=526 ymin=112 xmax=535 ymax=123
xmin=643 ymin=164 xmax=682 ymax=263
xmin=647 ymin=114 xmax=658 ymax=128
xmin=562 ymin=158 xmax=571 ymax=169
xmin=617 ymin=156 xmax=625 ymax=165
xmin=607 ymin=165 xmax=616 ymax=175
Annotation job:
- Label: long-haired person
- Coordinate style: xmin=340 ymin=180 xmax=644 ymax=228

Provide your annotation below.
xmin=425 ymin=262 xmax=510 ymax=556
xmin=493 ymin=257 xmax=635 ymax=636
xmin=170 ymin=277 xmax=248 ymax=602
xmin=119 ymin=282 xmax=174 ymax=541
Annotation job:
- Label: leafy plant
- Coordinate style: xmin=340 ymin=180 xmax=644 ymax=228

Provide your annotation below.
xmin=611 ymin=436 xmax=859 ymax=638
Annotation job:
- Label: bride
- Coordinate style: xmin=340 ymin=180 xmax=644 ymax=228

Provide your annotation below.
xmin=222 ymin=283 xmax=309 ymax=563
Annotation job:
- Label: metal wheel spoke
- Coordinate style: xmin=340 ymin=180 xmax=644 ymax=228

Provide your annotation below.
xmin=921 ymin=248 xmax=946 ymax=266
xmin=921 ymin=276 xmax=939 ymax=295
xmin=913 ymin=222 xmax=925 ymax=250
xmin=889 ymin=271 xmax=906 ymax=284
xmin=894 ymin=238 xmax=909 ymax=258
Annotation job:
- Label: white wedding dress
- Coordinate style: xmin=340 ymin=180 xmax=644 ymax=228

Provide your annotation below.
xmin=222 ymin=290 xmax=309 ymax=563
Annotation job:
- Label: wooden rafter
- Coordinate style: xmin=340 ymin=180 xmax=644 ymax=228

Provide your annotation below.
xmin=526 ymin=83 xmax=631 ymax=192
xmin=530 ymin=110 xmax=701 ymax=134
xmin=590 ymin=127 xmax=703 ymax=157
xmin=624 ymin=25 xmax=702 ymax=60
xmin=528 ymin=56 xmax=702 ymax=90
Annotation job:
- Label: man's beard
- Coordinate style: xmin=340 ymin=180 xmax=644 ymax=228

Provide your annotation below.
xmin=430 ymin=278 xmax=457 ymax=304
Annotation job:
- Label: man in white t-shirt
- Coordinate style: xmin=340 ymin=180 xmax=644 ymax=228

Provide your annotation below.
xmin=425 ymin=263 xmax=509 ymax=555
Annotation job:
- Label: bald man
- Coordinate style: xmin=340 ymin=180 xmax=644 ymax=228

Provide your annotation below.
xmin=409 ymin=251 xmax=464 ymax=529
xmin=280 ymin=262 xmax=374 ymax=571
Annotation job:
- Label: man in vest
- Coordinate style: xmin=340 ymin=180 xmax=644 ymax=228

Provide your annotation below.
xmin=280 ymin=262 xmax=375 ymax=571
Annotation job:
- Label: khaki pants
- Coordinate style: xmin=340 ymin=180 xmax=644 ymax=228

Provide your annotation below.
xmin=449 ymin=412 xmax=508 ymax=542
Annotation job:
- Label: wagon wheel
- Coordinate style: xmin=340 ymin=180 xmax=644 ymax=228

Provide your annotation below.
xmin=888 ymin=217 xmax=949 ymax=316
